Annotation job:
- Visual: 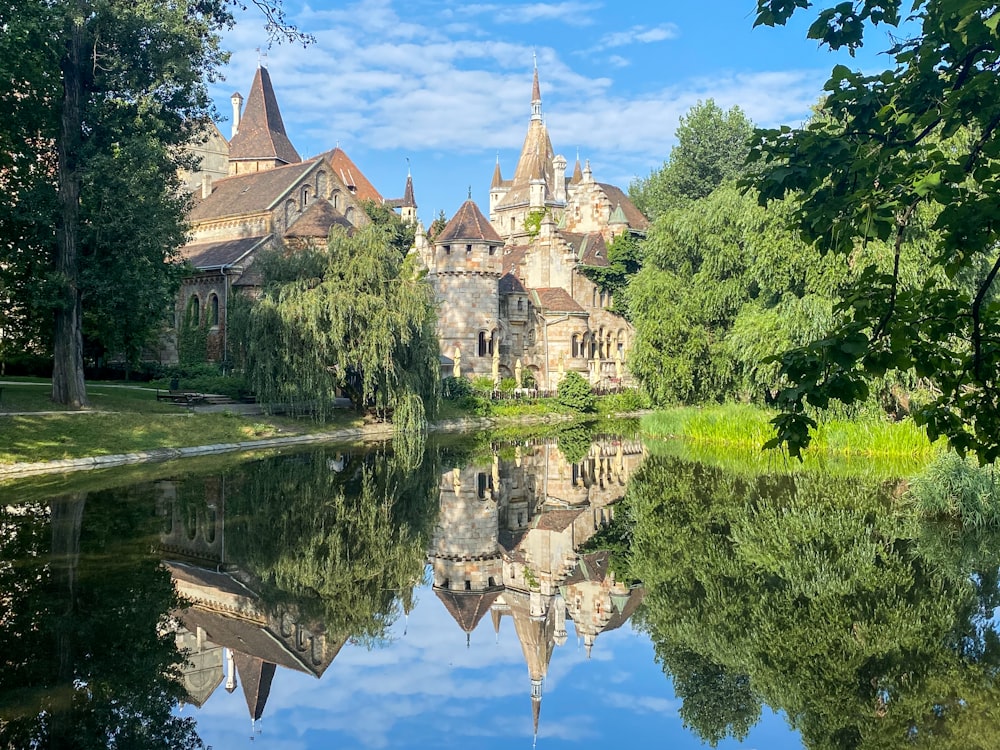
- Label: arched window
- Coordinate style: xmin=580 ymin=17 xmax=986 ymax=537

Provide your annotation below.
xmin=479 ymin=331 xmax=489 ymax=357
xmin=592 ymin=287 xmax=598 ymax=307
xmin=572 ymin=334 xmax=581 ymax=358
xmin=186 ymin=295 xmax=201 ymax=326
xmin=316 ymin=171 xmax=327 ymax=197
xmin=331 ymin=189 xmax=340 ymax=209
xmin=301 ymin=185 xmax=312 ymax=207
xmin=209 ymin=293 xmax=219 ymax=327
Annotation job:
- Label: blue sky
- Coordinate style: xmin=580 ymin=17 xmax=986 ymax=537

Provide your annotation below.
xmin=211 ymin=0 xmax=898 ymax=225
xmin=183 ymin=574 xmax=805 ymax=749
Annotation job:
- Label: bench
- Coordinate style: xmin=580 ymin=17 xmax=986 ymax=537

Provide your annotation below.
xmin=156 ymin=390 xmax=235 ymax=406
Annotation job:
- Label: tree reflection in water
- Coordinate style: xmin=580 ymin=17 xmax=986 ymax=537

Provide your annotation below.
xmin=628 ymin=455 xmax=1000 ymax=750
xmin=0 ymin=487 xmax=202 ymax=749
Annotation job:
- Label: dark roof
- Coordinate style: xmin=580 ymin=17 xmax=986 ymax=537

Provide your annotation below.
xmin=228 ymin=66 xmax=300 ymax=165
xmin=433 ymin=587 xmax=503 ymax=634
xmin=603 ymin=586 xmax=646 ymax=633
xmin=502 ymin=244 xmax=529 ymax=275
xmin=437 ymin=199 xmax=503 ymax=243
xmin=180 ymin=236 xmax=268 ymax=269
xmin=285 ymin=198 xmax=352 ymax=239
xmin=499 ymin=272 xmax=527 ymax=294
xmin=188 ymin=160 xmax=316 ymax=222
xmin=320 ymin=147 xmax=383 ymax=203
xmin=597 ymin=183 xmax=649 ymax=230
xmin=561 ymin=232 xmax=608 ymax=267
xmin=532 ymin=508 xmax=583 ymax=532
xmin=563 ymin=551 xmax=612 ymax=585
xmin=532 ymin=287 xmax=585 ymax=314
xmin=491 ymin=159 xmax=504 ymax=189
xmin=402 ymin=173 xmax=416 ymax=207
xmin=570 ymin=157 xmax=583 ymax=184
xmin=234 ymin=654 xmax=276 ymax=721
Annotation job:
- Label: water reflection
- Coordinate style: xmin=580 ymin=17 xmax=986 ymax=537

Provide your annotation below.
xmin=11 ymin=429 xmax=1000 ymax=748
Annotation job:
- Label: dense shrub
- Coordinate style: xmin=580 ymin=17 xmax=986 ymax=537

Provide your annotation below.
xmin=557 ymin=372 xmax=596 ymax=413
xmin=441 ymin=376 xmax=473 ymax=400
xmin=599 ymin=388 xmax=652 ymax=414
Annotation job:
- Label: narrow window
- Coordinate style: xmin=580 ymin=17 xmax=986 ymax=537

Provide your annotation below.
xmin=209 ymin=293 xmax=219 ymax=327
xmin=479 ymin=331 xmax=488 ymax=357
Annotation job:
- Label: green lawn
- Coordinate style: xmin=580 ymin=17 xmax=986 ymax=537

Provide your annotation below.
xmin=0 ymin=380 xmax=362 ymax=465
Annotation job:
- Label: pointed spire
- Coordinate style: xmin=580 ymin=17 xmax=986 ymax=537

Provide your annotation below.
xmin=531 ymin=677 xmax=543 ymax=744
xmin=571 ymin=152 xmax=583 ymax=184
xmin=402 ymin=173 xmax=416 ymax=208
xmin=531 ymin=64 xmax=542 ymax=122
xmin=491 ymin=156 xmax=504 ymax=189
xmin=228 ymin=66 xmax=300 ymax=167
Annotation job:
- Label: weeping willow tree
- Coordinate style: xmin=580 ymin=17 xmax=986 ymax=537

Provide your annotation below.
xmin=245 ymin=224 xmax=439 ymax=429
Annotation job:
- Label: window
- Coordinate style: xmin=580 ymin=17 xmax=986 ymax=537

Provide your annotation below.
xmin=316 ymin=171 xmax=327 ymax=197
xmin=517 ymin=298 xmax=523 ymax=312
xmin=479 ymin=331 xmax=489 ymax=357
xmin=301 ymin=185 xmax=312 ymax=206
xmin=572 ymin=334 xmax=581 ymax=358
xmin=345 ymin=206 xmax=355 ymax=223
xmin=186 ymin=295 xmax=200 ymax=326
xmin=209 ymin=293 xmax=219 ymax=327
xmin=489 ymin=246 xmax=496 ymax=256
xmin=331 ymin=190 xmax=340 ymax=209
xmin=444 ymin=245 xmax=451 ymax=255
xmin=466 ymin=244 xmax=472 ymax=254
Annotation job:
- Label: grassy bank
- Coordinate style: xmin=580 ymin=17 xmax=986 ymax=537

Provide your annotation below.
xmin=0 ymin=380 xmax=355 ymax=465
xmin=641 ymin=404 xmax=945 ymax=479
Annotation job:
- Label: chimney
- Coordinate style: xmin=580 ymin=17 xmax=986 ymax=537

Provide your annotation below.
xmin=201 ymin=173 xmax=213 ymax=199
xmin=230 ymin=91 xmax=243 ymax=138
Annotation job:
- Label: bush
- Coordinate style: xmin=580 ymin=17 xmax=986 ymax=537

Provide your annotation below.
xmin=557 ymin=371 xmax=596 ymax=413
xmin=599 ymin=388 xmax=652 ymax=414
xmin=442 ymin=376 xmax=473 ymax=400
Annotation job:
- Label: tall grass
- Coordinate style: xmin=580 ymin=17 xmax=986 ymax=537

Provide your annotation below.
xmin=905 ymin=452 xmax=1000 ymax=528
xmin=641 ymin=404 xmax=943 ymax=479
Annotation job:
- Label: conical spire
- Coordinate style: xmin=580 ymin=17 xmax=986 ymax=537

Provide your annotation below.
xmin=402 ymin=172 xmax=416 ymax=208
xmin=531 ymin=65 xmax=542 ymax=121
xmin=491 ymin=156 xmax=504 ymax=189
xmin=228 ymin=66 xmax=300 ymax=167
xmin=571 ymin=154 xmax=583 ymax=184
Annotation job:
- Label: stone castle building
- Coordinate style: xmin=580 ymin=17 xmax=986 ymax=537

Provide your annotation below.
xmin=173 ymin=64 xmax=645 ymax=389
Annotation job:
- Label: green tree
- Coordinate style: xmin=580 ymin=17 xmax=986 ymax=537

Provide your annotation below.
xmin=245 ymin=224 xmax=440 ymax=428
xmin=556 ymin=371 xmax=596 ymax=412
xmin=579 ymin=231 xmax=642 ymax=320
xmin=750 ymin=1 xmax=1000 ymax=460
xmin=630 ymin=100 xmax=754 ymax=221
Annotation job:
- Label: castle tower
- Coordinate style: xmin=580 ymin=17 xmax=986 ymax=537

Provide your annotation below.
xmin=227 ymin=65 xmax=301 ymax=176
xmin=490 ymin=67 xmax=565 ymax=239
xmin=428 ymin=199 xmax=504 ymax=378
xmin=430 ymin=464 xmax=504 ymax=645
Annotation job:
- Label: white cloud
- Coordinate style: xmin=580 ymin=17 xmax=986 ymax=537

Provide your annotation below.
xmin=596 ymin=23 xmax=679 ymax=50
xmin=455 ymin=2 xmax=601 ymax=26
xmin=608 ymin=54 xmax=630 ymax=68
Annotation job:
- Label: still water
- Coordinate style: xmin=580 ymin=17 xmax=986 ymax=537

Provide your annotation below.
xmin=2 ymin=424 xmax=999 ymax=749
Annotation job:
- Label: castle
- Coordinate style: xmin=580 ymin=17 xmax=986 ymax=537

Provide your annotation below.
xmin=173 ymin=64 xmax=646 ymax=389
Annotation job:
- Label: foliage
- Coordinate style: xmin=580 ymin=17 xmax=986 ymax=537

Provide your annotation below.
xmin=627 ymin=453 xmax=1000 ymax=749
xmin=555 ymin=422 xmax=595 ymax=464
xmin=629 ymin=100 xmax=755 ymax=221
xmin=578 ymin=231 xmax=643 ymax=320
xmin=906 ymin=452 xmax=1000 ymax=529
xmin=361 ymin=198 xmax=417 ymax=256
xmin=556 ymin=371 xmax=596 ymax=413
xmin=244 ymin=224 xmax=440 ymax=430
xmin=441 ymin=376 xmax=473 ymax=400
xmin=523 ymin=208 xmax=549 ymax=240
xmin=0 ymin=488 xmax=203 ymax=748
xmin=217 ymin=443 xmax=440 ymax=637
xmin=427 ymin=209 xmax=448 ymax=241
xmin=750 ymin=1 xmax=1000 ymax=462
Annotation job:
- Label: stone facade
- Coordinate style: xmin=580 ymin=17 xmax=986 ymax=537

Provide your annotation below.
xmin=172 ymin=64 xmax=644 ymax=389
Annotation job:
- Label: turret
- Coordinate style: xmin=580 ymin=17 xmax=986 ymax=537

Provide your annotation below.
xmin=230 ymin=91 xmax=243 ymax=138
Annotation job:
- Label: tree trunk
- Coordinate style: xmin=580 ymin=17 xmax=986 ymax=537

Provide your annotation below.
xmin=52 ymin=12 xmax=88 ymax=408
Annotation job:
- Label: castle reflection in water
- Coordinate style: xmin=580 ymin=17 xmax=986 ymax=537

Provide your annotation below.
xmin=158 ymin=435 xmax=646 ymax=737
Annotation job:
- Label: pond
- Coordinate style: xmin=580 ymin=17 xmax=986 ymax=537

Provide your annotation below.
xmin=1 ymin=423 xmax=998 ymax=749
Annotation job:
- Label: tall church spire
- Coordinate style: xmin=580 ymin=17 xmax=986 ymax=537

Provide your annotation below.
xmin=531 ymin=62 xmax=542 ymax=122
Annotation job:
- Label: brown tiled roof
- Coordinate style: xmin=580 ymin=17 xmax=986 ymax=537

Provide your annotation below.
xmin=597 ymin=183 xmax=649 ymax=230
xmin=321 ymin=147 xmax=383 ymax=203
xmin=570 ymin=157 xmax=583 ymax=184
xmin=433 ymin=587 xmax=503 ymax=634
xmin=491 ymin=159 xmax=504 ymax=189
xmin=502 ymin=244 xmax=529 ymax=275
xmin=561 ymin=232 xmax=608 ymax=266
xmin=495 ymin=122 xmax=556 ymax=210
xmin=499 ymin=272 xmax=527 ymax=294
xmin=437 ymin=199 xmax=503 ymax=243
xmin=402 ymin=173 xmax=416 ymax=207
xmin=284 ymin=198 xmax=352 ymax=239
xmin=532 ymin=508 xmax=583 ymax=532
xmin=228 ymin=66 xmax=300 ymax=166
xmin=563 ymin=551 xmax=612 ymax=585
xmin=180 ymin=236 xmax=268 ymax=269
xmin=532 ymin=288 xmax=585 ymax=314
xmin=188 ymin=160 xmax=316 ymax=222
